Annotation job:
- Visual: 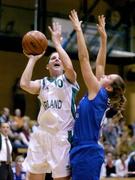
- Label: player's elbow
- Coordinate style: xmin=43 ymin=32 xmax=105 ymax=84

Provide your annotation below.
xmin=20 ymin=79 xmax=28 ymax=91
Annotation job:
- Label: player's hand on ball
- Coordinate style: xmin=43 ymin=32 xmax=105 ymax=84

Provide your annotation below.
xmin=23 ymin=50 xmax=45 ymax=62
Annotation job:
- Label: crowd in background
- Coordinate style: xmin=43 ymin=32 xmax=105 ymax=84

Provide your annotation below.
xmin=0 ymin=107 xmax=31 ymax=154
xmin=100 ymin=116 xmax=135 ymax=178
xmin=0 ymin=106 xmax=135 ymax=179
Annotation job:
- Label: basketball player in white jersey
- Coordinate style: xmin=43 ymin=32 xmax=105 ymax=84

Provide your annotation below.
xmin=20 ymin=22 xmax=79 ymax=180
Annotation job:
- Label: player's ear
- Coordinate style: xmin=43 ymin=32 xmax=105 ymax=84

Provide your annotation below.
xmin=106 ymin=85 xmax=113 ymax=92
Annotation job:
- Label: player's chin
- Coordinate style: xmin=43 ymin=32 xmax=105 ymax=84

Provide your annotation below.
xmin=53 ymin=66 xmax=62 ymax=71
xmin=53 ymin=67 xmax=63 ymax=75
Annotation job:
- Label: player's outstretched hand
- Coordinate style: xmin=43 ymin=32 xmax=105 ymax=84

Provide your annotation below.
xmin=48 ymin=22 xmax=63 ymax=46
xmin=69 ymin=9 xmax=82 ymax=32
xmin=97 ymin=15 xmax=107 ymax=39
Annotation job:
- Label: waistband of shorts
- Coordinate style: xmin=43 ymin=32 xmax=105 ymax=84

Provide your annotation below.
xmin=38 ymin=126 xmax=72 ymax=135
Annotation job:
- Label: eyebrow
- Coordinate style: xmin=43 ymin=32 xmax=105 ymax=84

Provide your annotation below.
xmin=50 ymin=55 xmax=57 ymax=59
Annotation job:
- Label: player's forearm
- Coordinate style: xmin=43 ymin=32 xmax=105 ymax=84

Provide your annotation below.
xmin=96 ymin=37 xmax=107 ymax=67
xmin=55 ymin=44 xmax=76 ymax=82
xmin=76 ymin=30 xmax=89 ymax=62
xmin=55 ymin=44 xmax=74 ymax=71
xmin=20 ymin=58 xmax=36 ymax=89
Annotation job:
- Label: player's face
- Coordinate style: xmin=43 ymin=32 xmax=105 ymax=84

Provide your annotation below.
xmin=100 ymin=74 xmax=119 ymax=87
xmin=47 ymin=52 xmax=64 ymax=76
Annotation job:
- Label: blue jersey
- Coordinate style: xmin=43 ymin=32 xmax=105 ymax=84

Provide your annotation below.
xmin=70 ymin=88 xmax=108 ymax=180
xmin=73 ymin=87 xmax=108 ymax=145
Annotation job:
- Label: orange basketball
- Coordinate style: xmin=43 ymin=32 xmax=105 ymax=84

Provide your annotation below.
xmin=22 ymin=30 xmax=48 ymax=55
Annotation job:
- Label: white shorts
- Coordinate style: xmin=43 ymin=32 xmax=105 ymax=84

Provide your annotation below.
xmin=22 ymin=126 xmax=71 ymax=178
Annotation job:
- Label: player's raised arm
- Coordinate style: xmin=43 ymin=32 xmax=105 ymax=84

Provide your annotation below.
xmin=48 ymin=22 xmax=76 ymax=84
xmin=96 ymin=15 xmax=107 ymax=80
xmin=69 ymin=9 xmax=100 ymax=96
xmin=20 ymin=52 xmax=45 ymax=95
xmin=20 ymin=31 xmax=47 ymax=94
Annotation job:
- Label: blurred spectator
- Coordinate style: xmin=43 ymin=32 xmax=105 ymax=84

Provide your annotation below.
xmin=128 ymin=153 xmax=135 ymax=177
xmin=117 ymin=118 xmax=127 ymax=136
xmin=12 ymin=109 xmax=24 ymax=131
xmin=9 ymin=115 xmax=31 ymax=155
xmin=103 ymin=120 xmax=118 ymax=147
xmin=0 ymin=122 xmax=14 ymax=180
xmin=12 ymin=155 xmax=26 ymax=180
xmin=19 ymin=121 xmax=30 ymax=147
xmin=103 ymin=141 xmax=116 ymax=155
xmin=0 ymin=107 xmax=12 ymax=123
xmin=105 ymin=152 xmax=116 ymax=177
xmin=11 ymin=121 xmax=30 ymax=151
xmin=116 ymin=131 xmax=131 ymax=155
xmin=129 ymin=135 xmax=135 ymax=152
xmin=115 ymin=153 xmax=128 ymax=177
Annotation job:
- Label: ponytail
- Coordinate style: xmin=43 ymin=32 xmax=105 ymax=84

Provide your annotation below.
xmin=106 ymin=75 xmax=126 ymax=121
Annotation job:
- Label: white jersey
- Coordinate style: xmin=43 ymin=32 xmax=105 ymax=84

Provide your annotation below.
xmin=37 ymin=74 xmax=79 ymax=133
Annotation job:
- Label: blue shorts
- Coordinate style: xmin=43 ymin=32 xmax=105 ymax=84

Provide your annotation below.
xmin=70 ymin=143 xmax=104 ymax=180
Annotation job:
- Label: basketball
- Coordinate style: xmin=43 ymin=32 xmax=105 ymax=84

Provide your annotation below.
xmin=22 ymin=30 xmax=48 ymax=55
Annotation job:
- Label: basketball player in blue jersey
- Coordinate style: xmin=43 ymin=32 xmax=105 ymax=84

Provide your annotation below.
xmin=69 ymin=10 xmax=126 ymax=180
xmin=20 ymin=22 xmax=79 ymax=180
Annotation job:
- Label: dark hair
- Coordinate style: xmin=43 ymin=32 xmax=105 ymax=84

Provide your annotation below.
xmin=106 ymin=75 xmax=126 ymax=120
